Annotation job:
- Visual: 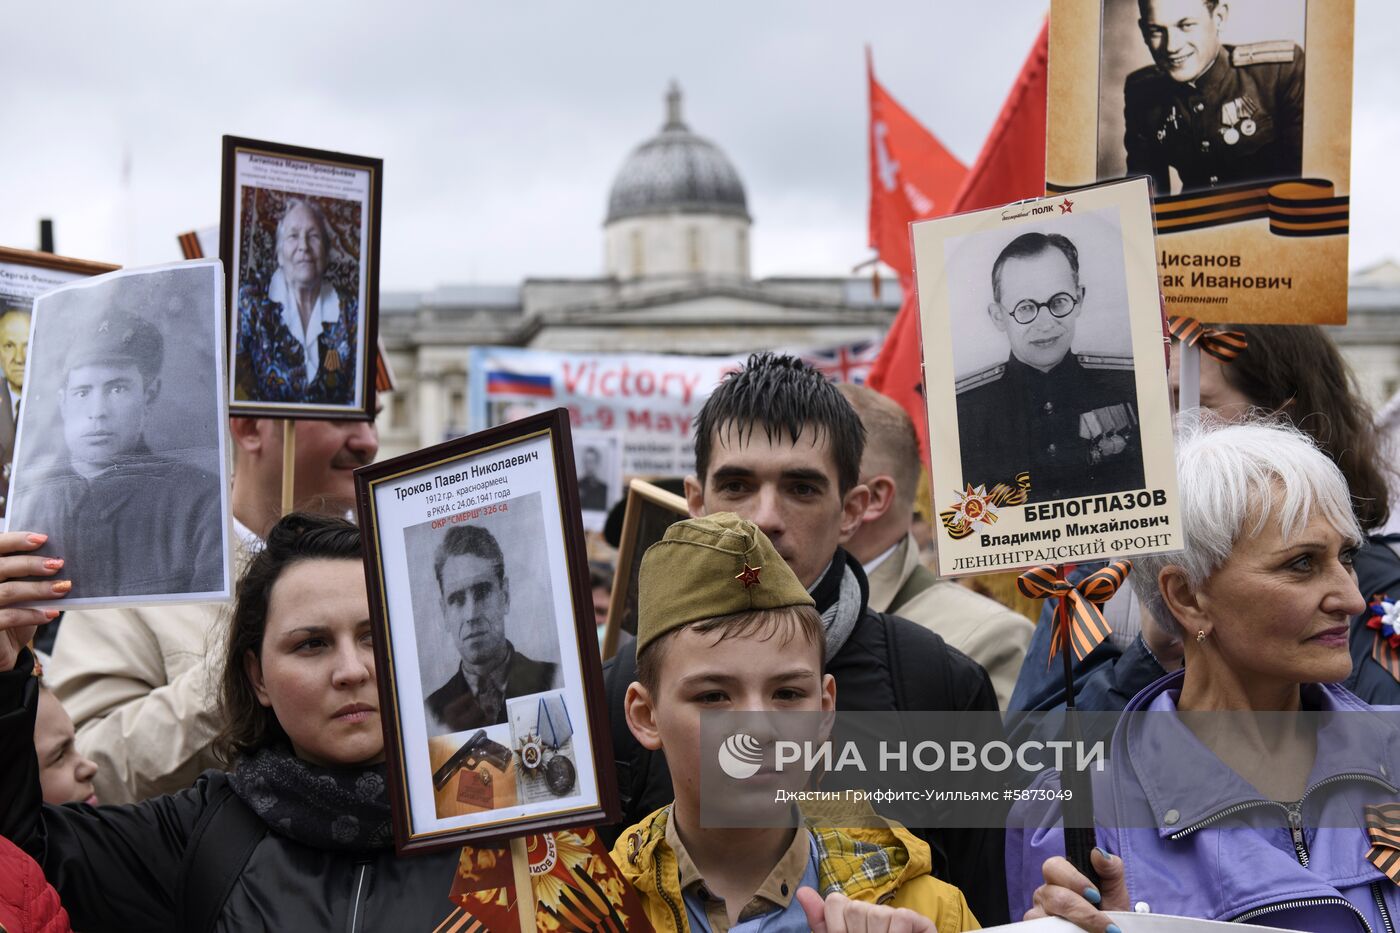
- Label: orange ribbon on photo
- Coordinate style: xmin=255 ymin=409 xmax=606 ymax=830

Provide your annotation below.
xmin=1167 ymin=316 xmax=1248 ymax=363
xmin=1017 ymin=561 xmax=1132 ymax=664
xmin=1366 ymin=803 xmax=1400 ymax=885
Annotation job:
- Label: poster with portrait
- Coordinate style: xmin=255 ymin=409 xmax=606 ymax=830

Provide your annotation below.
xmin=356 ymin=408 xmax=616 ymax=852
xmin=600 ymin=478 xmax=690 ymax=661
xmin=221 ymin=135 xmax=382 ymax=419
xmin=5 ymin=260 xmax=233 ymax=608
xmin=913 ymin=178 xmax=1181 ymax=577
xmin=571 ymin=429 xmax=620 ymax=531
xmin=0 ymin=247 xmax=118 ymax=519
xmin=1047 ymin=0 xmax=1354 ymax=324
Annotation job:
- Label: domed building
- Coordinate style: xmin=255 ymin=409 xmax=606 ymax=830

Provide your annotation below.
xmin=374 ymin=84 xmax=902 ymax=457
xmin=604 ymin=83 xmax=751 ymax=281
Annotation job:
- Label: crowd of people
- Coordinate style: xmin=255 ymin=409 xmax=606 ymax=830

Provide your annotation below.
xmin=1 ymin=328 xmax=1397 ymax=932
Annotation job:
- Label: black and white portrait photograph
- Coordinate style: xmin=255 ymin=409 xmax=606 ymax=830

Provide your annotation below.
xmin=222 ymin=136 xmax=382 ymax=421
xmin=1097 ymin=0 xmax=1307 ymax=193
xmin=0 ymin=247 xmax=118 ymax=519
xmin=572 ymin=430 xmax=619 ymax=528
xmin=356 ymin=410 xmax=616 ymax=850
xmin=403 ymin=492 xmax=563 ymax=739
xmin=914 ymin=178 xmax=1182 ymax=577
xmin=947 ymin=208 xmax=1143 ymax=503
xmin=6 ymin=260 xmax=231 ymax=606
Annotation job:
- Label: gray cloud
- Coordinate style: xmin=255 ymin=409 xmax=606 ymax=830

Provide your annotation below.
xmin=0 ymin=1 xmax=1390 ymax=289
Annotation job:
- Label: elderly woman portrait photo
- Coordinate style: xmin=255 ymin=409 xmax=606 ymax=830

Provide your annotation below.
xmin=234 ymin=193 xmax=361 ymax=408
xmin=1009 ymin=416 xmax=1400 ymax=930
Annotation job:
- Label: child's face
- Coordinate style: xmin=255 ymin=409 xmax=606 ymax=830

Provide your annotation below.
xmin=627 ymin=623 xmax=835 ymax=814
xmin=36 ymin=689 xmax=98 ymax=806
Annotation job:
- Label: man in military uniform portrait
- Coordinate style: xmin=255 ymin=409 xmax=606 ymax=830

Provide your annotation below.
xmin=424 ymin=523 xmax=561 ymax=735
xmin=1123 ymin=0 xmax=1304 ymax=194
xmin=17 ymin=308 xmax=224 ymax=598
xmin=955 ymin=232 xmax=1144 ymax=504
xmin=576 ymin=445 xmax=609 ymax=512
xmin=0 ymin=303 xmax=31 ymax=516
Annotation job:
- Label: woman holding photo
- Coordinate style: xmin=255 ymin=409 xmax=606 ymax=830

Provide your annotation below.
xmin=1010 ymin=418 xmax=1400 ymax=931
xmin=0 ymin=514 xmax=462 ymax=930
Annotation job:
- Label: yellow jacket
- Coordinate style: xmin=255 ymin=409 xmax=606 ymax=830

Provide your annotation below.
xmin=610 ymin=807 xmax=979 ymax=932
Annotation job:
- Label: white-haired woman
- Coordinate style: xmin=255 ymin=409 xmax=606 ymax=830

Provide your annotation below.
xmin=1009 ymin=417 xmax=1400 ymax=932
xmin=234 ymin=197 xmax=357 ymax=405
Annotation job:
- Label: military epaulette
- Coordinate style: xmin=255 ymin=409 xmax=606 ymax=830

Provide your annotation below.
xmin=955 ymin=362 xmax=1005 ymax=394
xmin=1232 ymin=41 xmax=1297 ymax=67
xmin=1076 ymin=353 xmax=1135 ymax=371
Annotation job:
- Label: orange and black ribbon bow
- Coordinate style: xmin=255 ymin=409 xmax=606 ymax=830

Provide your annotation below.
xmin=1167 ymin=316 xmax=1248 ymax=363
xmin=1018 ymin=561 xmax=1132 ymax=664
xmin=1366 ymin=803 xmax=1400 ymax=885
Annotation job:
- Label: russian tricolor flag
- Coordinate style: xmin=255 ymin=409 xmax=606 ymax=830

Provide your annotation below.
xmin=486 ymin=370 xmax=554 ymax=398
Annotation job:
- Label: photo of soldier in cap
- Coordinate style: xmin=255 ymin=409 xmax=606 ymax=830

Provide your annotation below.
xmin=1097 ymin=0 xmax=1307 ymax=193
xmin=7 ymin=262 xmax=229 ymax=604
xmin=949 ymin=215 xmax=1145 ymax=504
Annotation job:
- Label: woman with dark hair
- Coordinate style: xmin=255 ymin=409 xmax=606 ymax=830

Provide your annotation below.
xmin=1008 ymin=324 xmax=1400 ymax=718
xmin=0 ymin=513 xmax=461 ymax=931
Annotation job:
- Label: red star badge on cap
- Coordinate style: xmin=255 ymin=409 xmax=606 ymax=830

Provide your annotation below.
xmin=1059 ymin=198 xmax=1074 ymax=214
xmin=735 ymin=564 xmax=762 ymax=588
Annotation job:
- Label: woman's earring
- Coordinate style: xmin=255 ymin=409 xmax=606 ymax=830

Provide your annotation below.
xmin=1196 ymin=630 xmax=1207 ymax=644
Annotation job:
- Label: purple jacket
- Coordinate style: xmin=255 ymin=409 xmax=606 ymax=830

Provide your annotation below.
xmin=1007 ymin=670 xmax=1400 ymax=930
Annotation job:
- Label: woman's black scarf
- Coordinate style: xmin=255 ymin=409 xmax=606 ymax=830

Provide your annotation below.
xmin=228 ymin=744 xmax=393 ymax=851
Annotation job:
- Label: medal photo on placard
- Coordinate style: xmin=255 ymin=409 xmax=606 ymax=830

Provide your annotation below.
xmin=355 ymin=408 xmax=616 ymax=852
xmin=221 ymin=135 xmax=382 ymax=420
xmin=5 ymin=260 xmax=233 ymax=607
xmin=914 ymin=178 xmax=1181 ymax=577
xmin=1048 ymin=0 xmax=1354 ymax=323
xmin=0 ymin=247 xmax=118 ymax=519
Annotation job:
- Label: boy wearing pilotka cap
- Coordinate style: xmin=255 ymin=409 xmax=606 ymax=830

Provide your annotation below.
xmin=611 ymin=513 xmax=978 ymax=933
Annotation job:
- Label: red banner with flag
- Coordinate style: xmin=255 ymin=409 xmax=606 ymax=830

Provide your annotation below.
xmin=866 ymin=22 xmax=1049 ymax=465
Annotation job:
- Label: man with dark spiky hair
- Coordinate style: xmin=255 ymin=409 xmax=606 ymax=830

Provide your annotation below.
xmin=603 ymin=352 xmax=1009 ymax=925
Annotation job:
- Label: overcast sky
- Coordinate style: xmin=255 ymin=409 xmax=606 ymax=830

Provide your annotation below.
xmin=3 ymin=2 xmax=1395 ymax=291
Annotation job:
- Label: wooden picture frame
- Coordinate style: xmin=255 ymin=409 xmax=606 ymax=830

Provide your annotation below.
xmin=600 ymin=478 xmax=690 ymax=661
xmin=355 ymin=408 xmax=618 ymax=853
xmin=220 ymin=135 xmax=382 ymax=420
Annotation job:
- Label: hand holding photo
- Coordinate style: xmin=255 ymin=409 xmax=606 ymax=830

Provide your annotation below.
xmin=5 ymin=260 xmax=232 ymax=607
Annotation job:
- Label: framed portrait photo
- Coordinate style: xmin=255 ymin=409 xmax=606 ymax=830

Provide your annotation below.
xmin=600 ymin=478 xmax=689 ymax=661
xmin=220 ymin=135 xmax=382 ymax=420
xmin=0 ymin=247 xmax=119 ymax=519
xmin=355 ymin=408 xmax=617 ymax=853
xmin=1048 ymin=0 xmax=1354 ymax=323
xmin=913 ymin=177 xmax=1182 ymax=577
xmin=6 ymin=259 xmax=233 ymax=608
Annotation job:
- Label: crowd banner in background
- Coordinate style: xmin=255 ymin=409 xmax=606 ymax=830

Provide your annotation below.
xmin=1046 ymin=0 xmax=1355 ymax=324
xmin=913 ymin=178 xmax=1181 ymax=577
xmin=0 ymin=247 xmax=118 ymax=518
xmin=220 ymin=136 xmax=383 ymax=420
xmin=467 ymin=340 xmax=882 ymax=522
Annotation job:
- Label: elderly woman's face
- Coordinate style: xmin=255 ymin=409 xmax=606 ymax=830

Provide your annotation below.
xmin=277 ymin=203 xmax=327 ymax=290
xmin=1196 ymin=504 xmax=1364 ymax=687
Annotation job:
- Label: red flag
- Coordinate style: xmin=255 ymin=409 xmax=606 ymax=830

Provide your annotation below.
xmin=867 ymin=49 xmax=968 ymax=280
xmin=948 ymin=19 xmax=1048 ymax=213
xmin=867 ymin=23 xmax=1049 ymax=465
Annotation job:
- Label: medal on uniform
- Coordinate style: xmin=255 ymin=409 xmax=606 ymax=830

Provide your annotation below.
xmin=1220 ymin=99 xmax=1241 ymax=145
xmin=1240 ymin=118 xmax=1256 ymax=137
xmin=1239 ymin=95 xmax=1258 ymax=137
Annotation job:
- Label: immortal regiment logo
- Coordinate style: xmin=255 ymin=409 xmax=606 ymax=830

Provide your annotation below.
xmin=940 ymin=471 xmax=1031 ymax=539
